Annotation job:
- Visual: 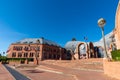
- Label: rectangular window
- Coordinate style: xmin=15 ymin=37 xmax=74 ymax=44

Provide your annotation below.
xmin=18 ymin=52 xmax=22 ymax=58
xmin=24 ymin=53 xmax=28 ymax=57
xmin=12 ymin=52 xmax=16 ymax=57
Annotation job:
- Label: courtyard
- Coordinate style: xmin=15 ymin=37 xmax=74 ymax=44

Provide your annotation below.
xmin=3 ymin=58 xmax=118 ymax=80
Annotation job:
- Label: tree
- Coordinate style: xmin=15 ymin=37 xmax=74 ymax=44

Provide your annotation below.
xmin=3 ymin=52 xmax=5 ymax=56
xmin=72 ymin=38 xmax=77 ymax=41
xmin=34 ymin=39 xmax=40 ymax=65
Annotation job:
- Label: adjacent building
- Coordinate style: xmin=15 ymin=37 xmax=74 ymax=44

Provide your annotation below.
xmin=7 ymin=38 xmax=66 ymax=62
xmin=114 ymin=1 xmax=120 ymax=49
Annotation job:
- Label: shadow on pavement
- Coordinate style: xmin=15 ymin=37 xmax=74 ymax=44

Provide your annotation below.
xmin=25 ymin=70 xmax=44 ymax=73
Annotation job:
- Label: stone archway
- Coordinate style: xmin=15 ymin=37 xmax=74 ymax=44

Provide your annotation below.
xmin=75 ymin=42 xmax=88 ymax=59
xmin=89 ymin=42 xmax=95 ymax=58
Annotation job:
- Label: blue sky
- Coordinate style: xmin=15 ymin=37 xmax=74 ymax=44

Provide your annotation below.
xmin=0 ymin=0 xmax=119 ymax=53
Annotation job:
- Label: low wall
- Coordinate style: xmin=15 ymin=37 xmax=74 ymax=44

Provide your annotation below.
xmin=9 ymin=61 xmax=21 ymax=65
xmin=103 ymin=60 xmax=120 ymax=80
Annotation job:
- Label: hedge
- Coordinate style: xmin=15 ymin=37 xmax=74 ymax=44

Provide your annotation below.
xmin=0 ymin=56 xmax=7 ymax=61
xmin=7 ymin=58 xmax=33 ymax=61
xmin=111 ymin=49 xmax=120 ymax=61
xmin=0 ymin=57 xmax=34 ymax=62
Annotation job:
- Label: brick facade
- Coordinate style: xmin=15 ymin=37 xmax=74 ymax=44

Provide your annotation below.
xmin=7 ymin=40 xmax=66 ymax=64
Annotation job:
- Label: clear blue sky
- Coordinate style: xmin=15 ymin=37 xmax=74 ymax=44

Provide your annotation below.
xmin=0 ymin=0 xmax=119 ymax=53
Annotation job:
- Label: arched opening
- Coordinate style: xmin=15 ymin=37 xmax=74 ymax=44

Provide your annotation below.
xmin=94 ymin=46 xmax=99 ymax=58
xmin=97 ymin=46 xmax=104 ymax=58
xmin=89 ymin=42 xmax=95 ymax=58
xmin=75 ymin=42 xmax=88 ymax=59
xmin=66 ymin=49 xmax=72 ymax=60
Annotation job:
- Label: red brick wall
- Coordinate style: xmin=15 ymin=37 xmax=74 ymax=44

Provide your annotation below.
xmin=7 ymin=44 xmax=43 ymax=58
xmin=7 ymin=43 xmax=67 ymax=60
xmin=103 ymin=60 xmax=120 ymax=80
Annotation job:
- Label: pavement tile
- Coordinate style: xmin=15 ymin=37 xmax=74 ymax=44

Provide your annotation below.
xmin=0 ymin=63 xmax=15 ymax=80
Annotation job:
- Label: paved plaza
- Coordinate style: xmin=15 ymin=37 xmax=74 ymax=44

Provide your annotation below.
xmin=0 ymin=63 xmax=14 ymax=80
xmin=1 ymin=59 xmax=118 ymax=80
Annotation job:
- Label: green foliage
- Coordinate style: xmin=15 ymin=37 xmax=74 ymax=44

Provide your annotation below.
xmin=0 ymin=57 xmax=33 ymax=64
xmin=111 ymin=50 xmax=120 ymax=61
xmin=7 ymin=58 xmax=33 ymax=61
xmin=0 ymin=56 xmax=7 ymax=61
xmin=0 ymin=56 xmax=7 ymax=64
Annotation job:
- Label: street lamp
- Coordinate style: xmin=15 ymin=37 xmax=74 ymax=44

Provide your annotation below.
xmin=98 ymin=18 xmax=109 ymax=59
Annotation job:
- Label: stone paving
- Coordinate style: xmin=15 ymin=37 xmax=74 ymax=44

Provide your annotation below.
xmin=42 ymin=58 xmax=103 ymax=70
xmin=0 ymin=63 xmax=15 ymax=80
xmin=38 ymin=62 xmax=118 ymax=80
xmin=16 ymin=67 xmax=74 ymax=80
xmin=12 ymin=59 xmax=119 ymax=80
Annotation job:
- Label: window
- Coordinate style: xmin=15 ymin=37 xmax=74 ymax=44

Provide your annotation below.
xmin=13 ymin=46 xmax=23 ymax=51
xmin=18 ymin=53 xmax=22 ymax=57
xmin=29 ymin=53 xmax=34 ymax=57
xmin=54 ymin=49 xmax=56 ymax=52
xmin=24 ymin=53 xmax=28 ymax=57
xmin=29 ymin=41 xmax=33 ymax=44
xmin=23 ymin=41 xmax=28 ymax=44
xmin=12 ymin=52 xmax=16 ymax=57
xmin=35 ymin=46 xmax=40 ymax=51
xmin=24 ymin=46 xmax=29 ymax=51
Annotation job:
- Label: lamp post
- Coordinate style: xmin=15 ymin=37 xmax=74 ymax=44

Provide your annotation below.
xmin=98 ymin=18 xmax=109 ymax=59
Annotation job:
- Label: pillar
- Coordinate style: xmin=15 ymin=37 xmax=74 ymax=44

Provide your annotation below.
xmin=25 ymin=59 xmax=28 ymax=64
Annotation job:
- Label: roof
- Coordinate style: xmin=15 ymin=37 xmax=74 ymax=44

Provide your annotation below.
xmin=13 ymin=38 xmax=60 ymax=47
xmin=93 ymin=31 xmax=114 ymax=48
xmin=65 ymin=31 xmax=114 ymax=51
xmin=65 ymin=41 xmax=87 ymax=54
xmin=65 ymin=41 xmax=84 ymax=51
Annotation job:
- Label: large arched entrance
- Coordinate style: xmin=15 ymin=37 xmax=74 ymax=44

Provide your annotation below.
xmin=75 ymin=42 xmax=88 ymax=59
